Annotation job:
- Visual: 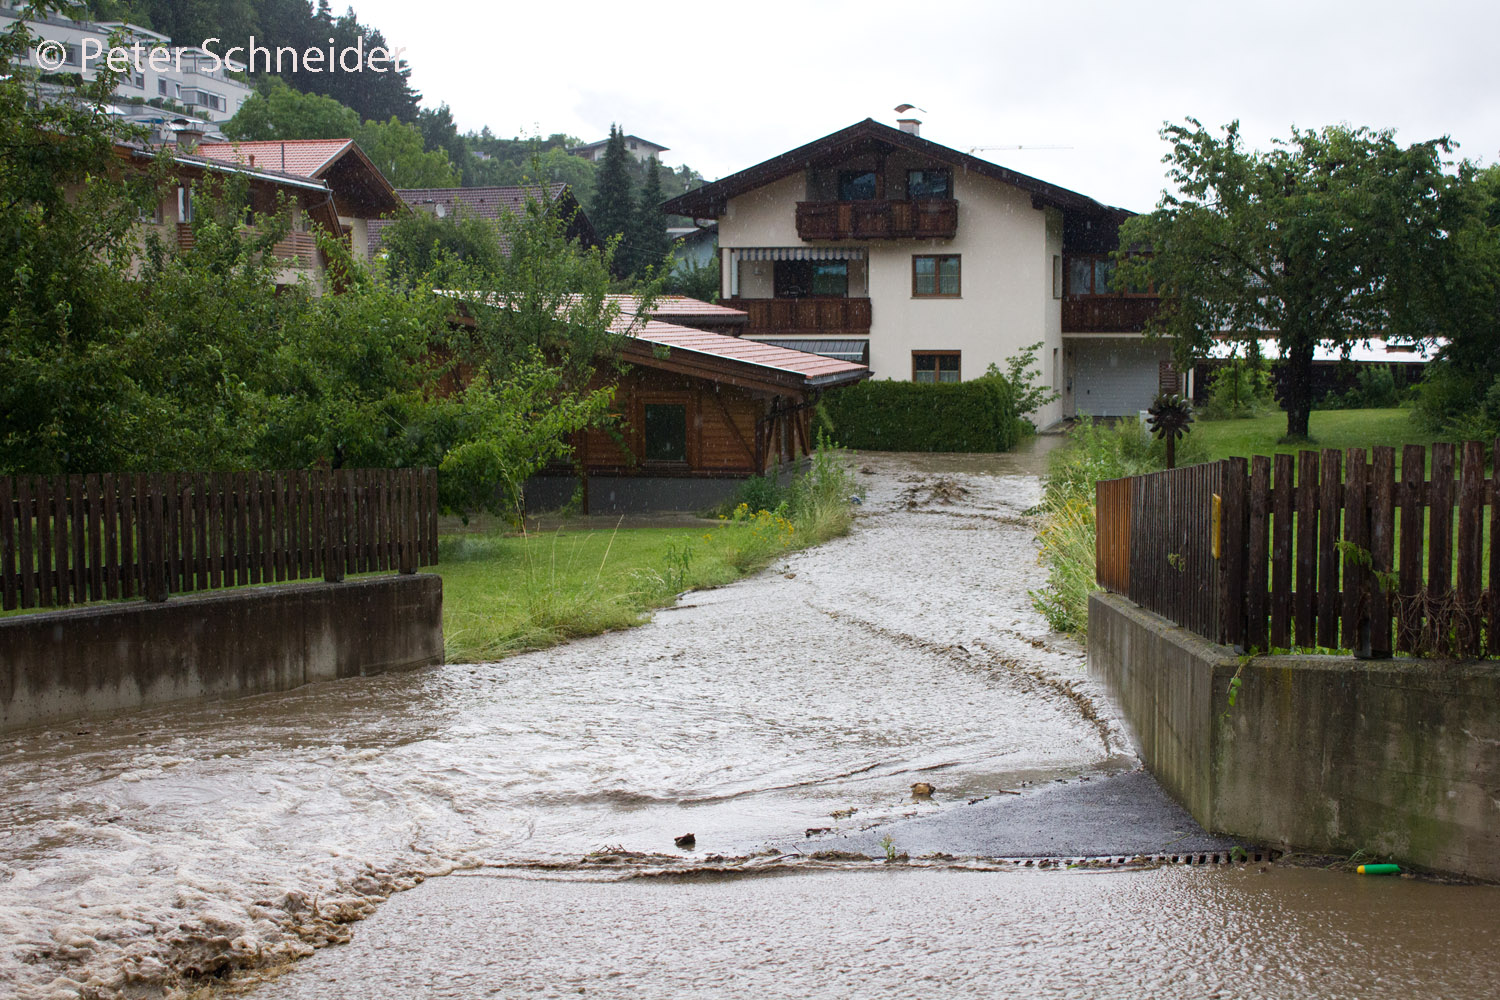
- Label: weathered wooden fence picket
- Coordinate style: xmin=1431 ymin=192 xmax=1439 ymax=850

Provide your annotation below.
xmin=0 ymin=468 xmax=439 ymax=611
xmin=1096 ymin=440 xmax=1500 ymax=658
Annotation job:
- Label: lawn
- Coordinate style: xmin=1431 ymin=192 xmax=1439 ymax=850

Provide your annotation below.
xmin=1190 ymin=408 xmax=1444 ymax=465
xmin=437 ymin=499 xmax=848 ymax=664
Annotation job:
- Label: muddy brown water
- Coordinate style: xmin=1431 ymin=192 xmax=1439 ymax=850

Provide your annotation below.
xmin=1 ymin=446 xmax=1495 ymax=998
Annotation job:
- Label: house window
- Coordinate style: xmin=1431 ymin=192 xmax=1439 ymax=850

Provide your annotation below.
xmin=912 ymin=255 xmax=960 ymax=297
xmin=177 ymin=185 xmax=193 ymax=223
xmin=906 ymin=168 xmax=951 ymax=200
xmin=158 ymin=78 xmax=168 ymax=95
xmin=773 ymin=260 xmax=847 ymax=298
xmin=643 ymin=403 xmax=688 ymax=463
xmin=1052 ymin=255 xmax=1063 ymax=299
xmin=1065 ymin=254 xmax=1152 ymax=296
xmin=913 ymin=352 xmax=961 ymax=383
xmin=838 ymin=170 xmax=877 ymax=201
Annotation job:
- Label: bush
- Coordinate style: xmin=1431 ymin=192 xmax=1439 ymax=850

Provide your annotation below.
xmin=1198 ymin=356 xmax=1275 ymax=419
xmin=821 ymin=377 xmax=1021 ymax=452
xmin=1324 ymin=364 xmax=1403 ymax=410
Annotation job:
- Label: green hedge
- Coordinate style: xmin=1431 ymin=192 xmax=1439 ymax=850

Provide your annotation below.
xmin=820 ymin=377 xmax=1023 ymax=452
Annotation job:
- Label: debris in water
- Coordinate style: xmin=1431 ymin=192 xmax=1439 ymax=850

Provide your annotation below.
xmin=831 ymin=807 xmax=858 ymax=820
xmin=805 ymin=827 xmax=831 ymax=837
xmin=674 ymin=833 xmax=696 ymax=849
xmin=911 ymin=782 xmax=935 ymax=798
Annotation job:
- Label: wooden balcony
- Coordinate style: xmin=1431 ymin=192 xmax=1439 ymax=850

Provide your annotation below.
xmin=1062 ymin=296 xmax=1160 ymax=334
xmin=721 ymin=297 xmax=872 ymax=337
xmin=795 ymin=199 xmax=958 ymax=241
xmin=176 ymin=224 xmax=319 ymax=265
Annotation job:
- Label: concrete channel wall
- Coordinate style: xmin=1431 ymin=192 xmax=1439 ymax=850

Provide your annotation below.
xmin=1 ymin=574 xmax=443 ymax=734
xmin=1089 ymin=591 xmax=1500 ymax=881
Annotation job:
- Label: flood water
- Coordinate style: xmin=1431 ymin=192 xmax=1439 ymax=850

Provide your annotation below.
xmin=1 ymin=447 xmax=1496 ymax=998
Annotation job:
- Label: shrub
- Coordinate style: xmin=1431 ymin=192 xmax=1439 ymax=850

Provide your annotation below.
xmin=1198 ymin=356 xmax=1275 ymax=420
xmin=821 ymin=377 xmax=1021 ymax=451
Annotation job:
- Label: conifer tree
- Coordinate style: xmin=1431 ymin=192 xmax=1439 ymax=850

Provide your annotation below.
xmin=589 ymin=125 xmax=635 ymax=276
xmin=630 ymin=155 xmax=673 ymax=279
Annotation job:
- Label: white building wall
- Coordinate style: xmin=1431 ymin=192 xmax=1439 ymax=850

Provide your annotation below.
xmin=717 ymin=165 xmax=1066 ymax=426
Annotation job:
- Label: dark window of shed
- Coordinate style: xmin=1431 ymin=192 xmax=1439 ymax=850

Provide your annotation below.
xmin=644 ymin=404 xmax=688 ymax=462
xmin=838 ymin=170 xmax=877 ymax=201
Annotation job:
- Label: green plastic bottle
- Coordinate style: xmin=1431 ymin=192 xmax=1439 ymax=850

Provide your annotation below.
xmin=1357 ymin=863 xmax=1401 ymax=875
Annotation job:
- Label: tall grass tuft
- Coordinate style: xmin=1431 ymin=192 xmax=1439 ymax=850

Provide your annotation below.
xmin=1031 ymin=417 xmax=1204 ymax=634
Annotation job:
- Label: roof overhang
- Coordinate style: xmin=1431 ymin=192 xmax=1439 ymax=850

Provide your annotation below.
xmin=663 ymin=118 xmax=1133 ymax=220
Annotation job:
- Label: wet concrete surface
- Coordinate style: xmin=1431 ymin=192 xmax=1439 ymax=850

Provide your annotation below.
xmin=791 ymin=769 xmax=1240 ymax=859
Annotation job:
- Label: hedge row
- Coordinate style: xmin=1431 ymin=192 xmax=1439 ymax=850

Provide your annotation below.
xmin=820 ymin=377 xmax=1024 ymax=452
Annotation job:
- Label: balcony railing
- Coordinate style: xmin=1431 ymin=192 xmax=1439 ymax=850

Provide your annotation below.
xmin=1062 ymin=296 xmax=1160 ymax=334
xmin=176 ymin=224 xmax=319 ymax=265
xmin=721 ymin=297 xmax=872 ymax=337
xmin=795 ymin=199 xmax=958 ymax=241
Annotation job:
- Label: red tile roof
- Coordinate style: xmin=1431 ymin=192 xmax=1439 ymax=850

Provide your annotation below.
xmin=614 ymin=295 xmax=747 ymax=325
xmin=194 ymin=139 xmax=354 ymax=179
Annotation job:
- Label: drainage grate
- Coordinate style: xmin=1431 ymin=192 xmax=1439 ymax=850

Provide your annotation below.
xmin=996 ymin=850 xmax=1281 ymax=869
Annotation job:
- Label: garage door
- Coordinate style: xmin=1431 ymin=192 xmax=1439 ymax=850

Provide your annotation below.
xmin=1070 ymin=339 xmax=1170 ymax=417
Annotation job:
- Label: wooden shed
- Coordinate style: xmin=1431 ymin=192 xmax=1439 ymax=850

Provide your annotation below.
xmin=535 ymin=311 xmax=870 ymax=513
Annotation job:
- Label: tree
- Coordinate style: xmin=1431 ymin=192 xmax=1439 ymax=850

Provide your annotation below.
xmin=355 ymin=116 xmax=458 ymax=188
xmin=628 ymin=155 xmax=673 ymax=278
xmin=223 ymin=78 xmax=361 ymax=141
xmin=590 ymin=125 xmax=634 ymax=276
xmin=1117 ymin=119 xmax=1455 ymax=438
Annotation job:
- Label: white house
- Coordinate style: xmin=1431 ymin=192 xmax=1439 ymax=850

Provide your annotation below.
xmin=568 ymin=133 xmax=670 ymax=164
xmin=663 ymin=117 xmax=1179 ymax=428
xmin=0 ymin=3 xmax=253 ymax=123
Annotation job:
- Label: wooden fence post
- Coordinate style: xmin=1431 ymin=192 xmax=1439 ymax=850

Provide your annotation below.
xmin=143 ymin=473 xmax=168 ymax=602
xmin=324 ymin=469 xmax=345 ymax=583
xmin=1369 ymin=447 xmax=1396 ymax=659
xmin=1457 ymin=440 xmax=1485 ymax=656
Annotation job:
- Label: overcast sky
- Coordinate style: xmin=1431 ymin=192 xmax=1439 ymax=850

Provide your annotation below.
xmin=348 ymin=0 xmax=1499 ymax=211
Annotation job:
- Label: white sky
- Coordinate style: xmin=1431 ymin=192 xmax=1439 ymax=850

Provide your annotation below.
xmin=344 ymin=0 xmax=1500 ymax=211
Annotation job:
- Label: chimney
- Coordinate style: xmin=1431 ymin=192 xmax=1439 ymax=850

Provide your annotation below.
xmin=897 ymin=117 xmax=921 ymax=137
xmin=176 ymin=126 xmax=204 ymax=152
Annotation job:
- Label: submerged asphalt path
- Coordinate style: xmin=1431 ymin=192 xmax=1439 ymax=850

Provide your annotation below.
xmin=790 ymin=769 xmax=1240 ymax=859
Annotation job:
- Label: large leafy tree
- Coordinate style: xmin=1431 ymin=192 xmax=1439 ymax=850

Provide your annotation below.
xmin=1118 ymin=119 xmax=1455 ymax=438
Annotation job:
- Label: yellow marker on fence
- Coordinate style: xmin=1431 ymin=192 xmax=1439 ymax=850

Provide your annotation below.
xmin=1211 ymin=493 xmax=1222 ymax=559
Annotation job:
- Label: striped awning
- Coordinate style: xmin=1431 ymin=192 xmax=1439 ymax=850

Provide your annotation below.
xmin=730 ymin=246 xmax=866 ymax=261
xmin=753 ymin=339 xmax=870 ymax=364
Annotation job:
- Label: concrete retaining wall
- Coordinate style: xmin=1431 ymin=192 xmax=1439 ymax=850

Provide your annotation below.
xmin=1089 ymin=591 xmax=1500 ymax=881
xmin=1 ymin=574 xmax=443 ymax=734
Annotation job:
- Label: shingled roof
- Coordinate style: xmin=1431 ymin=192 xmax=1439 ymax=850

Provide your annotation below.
xmin=194 ymin=138 xmax=403 ymax=218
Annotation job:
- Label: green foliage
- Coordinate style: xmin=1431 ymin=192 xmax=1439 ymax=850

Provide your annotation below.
xmin=664 ymin=248 xmax=720 ymax=301
xmin=626 ymin=156 xmax=673 ymax=279
xmin=1118 ymin=117 xmax=1459 ymax=439
xmin=1324 ymin=365 xmax=1403 ymax=410
xmin=821 ymin=378 xmax=1022 ymax=452
xmin=987 ymin=341 xmax=1058 ymax=423
xmin=435 ymin=358 xmax=616 ymax=522
xmin=1030 ymin=416 xmax=1205 ymax=634
xmin=356 ymin=115 xmax=458 ymax=189
xmin=224 ymin=80 xmax=457 ymax=188
xmin=1199 ymin=353 xmax=1276 ymax=420
xmin=376 ymin=209 xmax=505 ymax=288
xmin=590 ymin=125 xmax=635 ymax=275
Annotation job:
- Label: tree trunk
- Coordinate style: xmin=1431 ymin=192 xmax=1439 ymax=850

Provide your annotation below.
xmin=1281 ymin=338 xmax=1316 ymax=439
xmin=1165 ymin=434 xmax=1176 ymax=469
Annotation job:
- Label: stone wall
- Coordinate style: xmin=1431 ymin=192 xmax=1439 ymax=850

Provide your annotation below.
xmin=1 ymin=574 xmax=443 ymax=733
xmin=1089 ymin=591 xmax=1500 ymax=881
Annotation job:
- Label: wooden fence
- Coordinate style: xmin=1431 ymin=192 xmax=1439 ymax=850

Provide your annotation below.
xmin=1096 ymin=440 xmax=1500 ymax=658
xmin=0 ymin=468 xmax=438 ymax=612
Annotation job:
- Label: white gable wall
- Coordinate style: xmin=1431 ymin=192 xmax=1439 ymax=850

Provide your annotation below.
xmin=717 ymin=166 xmax=1067 ymax=429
